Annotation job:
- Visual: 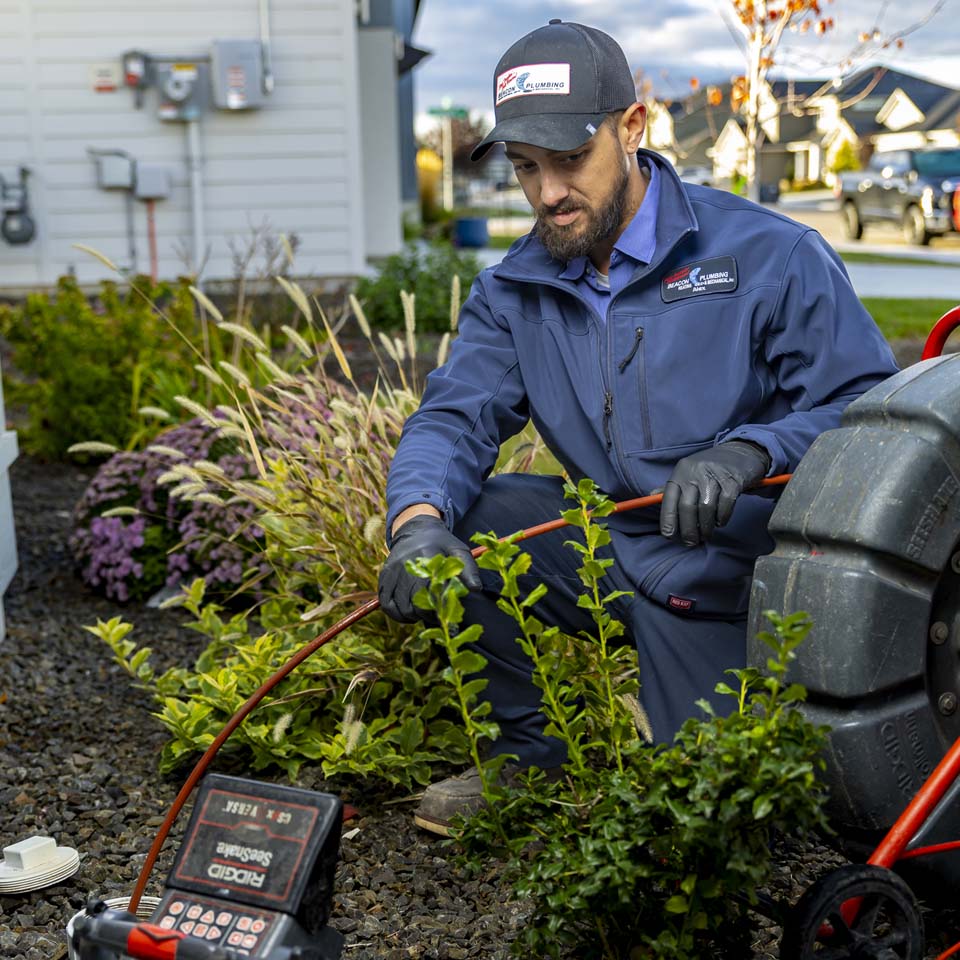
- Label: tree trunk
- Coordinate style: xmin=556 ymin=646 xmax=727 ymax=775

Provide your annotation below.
xmin=745 ymin=0 xmax=765 ymax=203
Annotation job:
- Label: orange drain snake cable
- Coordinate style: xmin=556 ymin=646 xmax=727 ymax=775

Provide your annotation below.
xmin=127 ymin=474 xmax=792 ymax=913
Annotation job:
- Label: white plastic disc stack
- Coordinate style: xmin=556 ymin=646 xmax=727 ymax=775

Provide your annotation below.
xmin=0 ymin=836 xmax=80 ymax=893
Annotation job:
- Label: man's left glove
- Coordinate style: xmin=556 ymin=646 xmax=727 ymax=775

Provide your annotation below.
xmin=378 ymin=515 xmax=483 ymax=623
xmin=660 ymin=440 xmax=771 ymax=547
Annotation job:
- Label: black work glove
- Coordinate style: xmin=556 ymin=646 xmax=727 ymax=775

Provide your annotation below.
xmin=378 ymin=515 xmax=483 ymax=623
xmin=660 ymin=440 xmax=771 ymax=547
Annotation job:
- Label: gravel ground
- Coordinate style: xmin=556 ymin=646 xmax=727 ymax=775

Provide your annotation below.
xmin=1 ymin=428 xmax=959 ymax=959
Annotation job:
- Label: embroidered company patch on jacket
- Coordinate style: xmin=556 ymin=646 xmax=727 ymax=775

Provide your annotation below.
xmin=496 ymin=63 xmax=571 ymax=105
xmin=661 ymin=256 xmax=738 ymax=303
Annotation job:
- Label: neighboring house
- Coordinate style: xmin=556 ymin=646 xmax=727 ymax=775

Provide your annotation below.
xmin=664 ymin=87 xmax=738 ymax=171
xmin=807 ymin=68 xmax=960 ymax=181
xmin=656 ymin=69 xmax=960 ymax=190
xmin=0 ymin=0 xmax=427 ymax=291
xmin=704 ymin=79 xmax=825 ymax=187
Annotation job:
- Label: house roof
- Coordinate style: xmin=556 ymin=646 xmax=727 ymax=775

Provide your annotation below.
xmin=769 ymin=78 xmax=829 ymax=104
xmin=836 ymin=66 xmax=957 ymax=113
xmin=894 ymin=89 xmax=960 ymax=134
xmin=668 ymin=84 xmax=738 ymax=153
xmin=820 ymin=66 xmax=960 ymax=138
xmin=659 ymin=67 xmax=960 ymax=159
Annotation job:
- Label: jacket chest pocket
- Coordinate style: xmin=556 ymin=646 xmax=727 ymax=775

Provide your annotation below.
xmin=615 ymin=304 xmax=761 ymax=453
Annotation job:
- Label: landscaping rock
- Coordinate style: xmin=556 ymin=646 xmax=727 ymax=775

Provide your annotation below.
xmin=1 ymin=437 xmax=958 ymax=959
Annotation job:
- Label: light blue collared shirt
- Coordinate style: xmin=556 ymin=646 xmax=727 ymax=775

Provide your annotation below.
xmin=559 ymin=159 xmax=660 ymax=322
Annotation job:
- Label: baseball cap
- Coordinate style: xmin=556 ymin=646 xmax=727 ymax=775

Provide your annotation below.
xmin=470 ymin=20 xmax=637 ymax=162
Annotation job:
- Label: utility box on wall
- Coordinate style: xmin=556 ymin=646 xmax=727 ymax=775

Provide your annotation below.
xmin=156 ymin=62 xmax=206 ymax=121
xmin=211 ymin=40 xmax=265 ymax=110
xmin=0 ymin=355 xmax=18 ymax=644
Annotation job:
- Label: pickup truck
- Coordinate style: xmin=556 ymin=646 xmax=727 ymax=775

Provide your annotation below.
xmin=834 ymin=147 xmax=960 ymax=245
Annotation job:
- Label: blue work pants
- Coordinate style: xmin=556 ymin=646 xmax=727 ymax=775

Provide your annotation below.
xmin=451 ymin=474 xmax=748 ymax=768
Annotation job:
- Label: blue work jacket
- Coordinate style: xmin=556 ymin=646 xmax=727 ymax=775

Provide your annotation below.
xmin=386 ymin=150 xmax=899 ymax=617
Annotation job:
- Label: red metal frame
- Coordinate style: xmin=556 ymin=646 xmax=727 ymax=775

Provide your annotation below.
xmin=921 ymin=305 xmax=960 ymax=361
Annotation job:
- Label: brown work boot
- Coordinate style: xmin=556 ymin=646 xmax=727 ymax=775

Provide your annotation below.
xmin=413 ymin=763 xmax=562 ymax=837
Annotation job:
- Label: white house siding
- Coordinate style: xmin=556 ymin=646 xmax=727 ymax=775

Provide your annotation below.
xmin=0 ymin=355 xmax=16 ymax=644
xmin=357 ymin=27 xmax=401 ymax=259
xmin=0 ymin=0 xmax=370 ymax=290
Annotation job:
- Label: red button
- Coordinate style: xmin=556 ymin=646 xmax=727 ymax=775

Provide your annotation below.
xmin=251 ymin=919 xmax=265 ymax=934
xmin=237 ymin=917 xmax=252 ymax=932
xmin=169 ymin=902 xmax=185 ymax=915
xmin=242 ymin=935 xmax=258 ymax=949
xmin=194 ymin=924 xmax=208 ymax=937
xmin=159 ymin=917 xmax=175 ymax=929
xmin=207 ymin=927 xmax=221 ymax=940
xmin=217 ymin=912 xmax=232 ymax=927
xmin=228 ymin=932 xmax=244 ymax=946
xmin=180 ymin=921 xmax=195 ymax=935
xmin=187 ymin=906 xmax=202 ymax=920
xmin=201 ymin=911 xmax=215 ymax=924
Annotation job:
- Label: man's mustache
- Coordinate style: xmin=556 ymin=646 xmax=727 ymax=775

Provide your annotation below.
xmin=539 ymin=201 xmax=582 ymax=218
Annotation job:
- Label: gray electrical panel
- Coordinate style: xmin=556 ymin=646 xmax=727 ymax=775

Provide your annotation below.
xmin=135 ymin=164 xmax=171 ymax=201
xmin=156 ymin=62 xmax=207 ymax=121
xmin=211 ymin=39 xmax=266 ymax=110
xmin=94 ymin=154 xmax=134 ymax=190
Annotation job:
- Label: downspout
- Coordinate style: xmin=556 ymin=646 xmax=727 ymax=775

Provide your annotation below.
xmin=259 ymin=0 xmax=275 ymax=95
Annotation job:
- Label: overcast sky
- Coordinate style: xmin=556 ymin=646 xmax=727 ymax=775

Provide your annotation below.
xmin=412 ymin=0 xmax=959 ymax=125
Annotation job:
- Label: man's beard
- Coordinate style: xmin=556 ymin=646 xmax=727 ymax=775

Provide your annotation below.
xmin=535 ymin=158 xmax=630 ymax=263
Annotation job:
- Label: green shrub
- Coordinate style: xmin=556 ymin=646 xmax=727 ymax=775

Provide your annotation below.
xmin=830 ymin=140 xmax=860 ymax=174
xmin=415 ymin=479 xmax=831 ymax=959
xmin=85 ymin=279 xmax=552 ymax=787
xmin=0 ymin=273 xmax=317 ymax=461
xmin=353 ymin=241 xmax=481 ymax=332
xmin=0 ymin=276 xmax=195 ymax=459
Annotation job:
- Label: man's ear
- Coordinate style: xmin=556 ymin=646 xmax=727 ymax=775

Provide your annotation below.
xmin=620 ymin=102 xmax=647 ymax=153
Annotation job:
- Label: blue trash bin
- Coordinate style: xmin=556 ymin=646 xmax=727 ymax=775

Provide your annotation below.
xmin=453 ymin=216 xmax=489 ymax=248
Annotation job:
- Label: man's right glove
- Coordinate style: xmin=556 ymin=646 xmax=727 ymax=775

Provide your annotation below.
xmin=378 ymin=515 xmax=483 ymax=623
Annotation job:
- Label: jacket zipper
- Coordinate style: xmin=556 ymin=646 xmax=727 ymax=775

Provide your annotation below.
xmin=618 ymin=326 xmax=644 ymax=372
xmin=603 ymin=391 xmax=614 ymax=451
xmin=617 ymin=326 xmax=652 ymax=448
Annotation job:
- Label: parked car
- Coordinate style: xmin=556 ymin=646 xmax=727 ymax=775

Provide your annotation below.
xmin=834 ymin=148 xmax=960 ymax=245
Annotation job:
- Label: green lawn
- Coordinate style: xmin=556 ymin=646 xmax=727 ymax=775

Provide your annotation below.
xmin=862 ymin=298 xmax=959 ymax=340
xmin=840 ymin=251 xmax=958 ymax=268
xmin=486 ymin=234 xmax=525 ymax=249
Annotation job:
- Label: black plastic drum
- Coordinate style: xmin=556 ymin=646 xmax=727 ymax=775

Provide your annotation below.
xmin=748 ymin=354 xmax=960 ymax=893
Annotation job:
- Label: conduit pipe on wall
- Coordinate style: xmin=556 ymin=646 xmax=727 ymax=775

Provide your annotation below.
xmin=259 ymin=0 xmax=275 ymax=95
xmin=186 ymin=118 xmax=205 ymax=282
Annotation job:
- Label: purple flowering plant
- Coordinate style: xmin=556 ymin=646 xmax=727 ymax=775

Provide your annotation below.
xmin=70 ymin=418 xmax=265 ymax=602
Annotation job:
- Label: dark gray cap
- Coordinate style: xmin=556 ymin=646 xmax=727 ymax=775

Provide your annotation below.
xmin=471 ymin=20 xmax=637 ymax=162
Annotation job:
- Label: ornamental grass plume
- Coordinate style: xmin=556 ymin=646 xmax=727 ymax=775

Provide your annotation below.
xmin=84 ymin=272 xmax=557 ymax=787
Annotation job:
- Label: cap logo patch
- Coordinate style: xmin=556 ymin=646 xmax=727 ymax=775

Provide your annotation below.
xmin=496 ymin=63 xmax=571 ymax=104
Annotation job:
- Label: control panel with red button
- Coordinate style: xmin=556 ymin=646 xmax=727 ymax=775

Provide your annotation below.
xmin=68 ymin=774 xmax=343 ymax=960
xmin=151 ymin=891 xmax=280 ymax=956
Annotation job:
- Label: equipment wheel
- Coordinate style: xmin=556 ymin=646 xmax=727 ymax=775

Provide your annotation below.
xmin=902 ymin=205 xmax=931 ymax=246
xmin=780 ymin=864 xmax=924 ymax=960
xmin=843 ymin=201 xmax=864 ymax=240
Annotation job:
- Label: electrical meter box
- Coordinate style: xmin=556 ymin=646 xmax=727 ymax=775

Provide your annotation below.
xmin=211 ymin=39 xmax=266 ymax=110
xmin=94 ymin=154 xmax=134 ymax=190
xmin=135 ymin=164 xmax=171 ymax=201
xmin=156 ymin=62 xmax=207 ymax=121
